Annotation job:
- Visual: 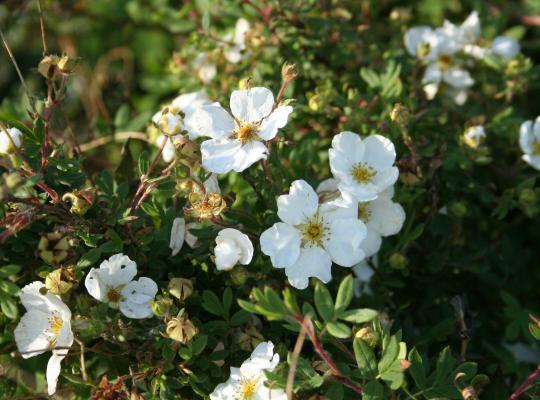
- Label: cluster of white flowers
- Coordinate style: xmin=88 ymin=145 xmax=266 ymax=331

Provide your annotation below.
xmin=14 ymin=282 xmax=73 ymax=395
xmin=210 ymin=341 xmax=286 ymax=400
xmin=519 ymin=115 xmax=540 ymax=170
xmin=193 ymin=18 xmax=251 ymax=83
xmin=84 ymin=253 xmax=158 ymax=319
xmin=0 ymin=126 xmax=23 ymax=154
xmin=261 ymin=131 xmax=405 ymax=289
xmin=405 ymin=11 xmax=520 ymax=104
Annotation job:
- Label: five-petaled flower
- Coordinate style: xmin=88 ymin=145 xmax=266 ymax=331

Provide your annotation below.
xmin=519 ymin=116 xmax=540 ymax=170
xmin=194 ymin=86 xmax=293 ymax=173
xmin=210 ymin=341 xmax=286 ymax=400
xmin=85 ymin=253 xmax=158 ymax=319
xmin=14 ymin=281 xmax=73 ymax=395
xmin=260 ymin=180 xmax=367 ymax=289
xmin=329 ymin=131 xmax=399 ymax=203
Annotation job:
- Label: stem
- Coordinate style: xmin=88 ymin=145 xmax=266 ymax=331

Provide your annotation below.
xmin=74 ymin=337 xmax=88 ymax=382
xmin=37 ymin=0 xmax=48 ymax=56
xmin=286 ymin=318 xmax=307 ymax=399
xmin=508 ymin=364 xmax=540 ymax=400
xmin=79 ymin=131 xmax=150 ymax=152
xmin=295 ymin=315 xmax=363 ymax=395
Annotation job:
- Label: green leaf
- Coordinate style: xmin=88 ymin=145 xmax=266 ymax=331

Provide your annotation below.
xmin=202 ymin=290 xmax=224 ymax=317
xmin=138 ymin=150 xmax=150 ymax=176
xmin=222 ymin=287 xmax=232 ymax=317
xmin=379 ymin=359 xmax=404 ymax=390
xmin=433 ymin=346 xmax=456 ymax=385
xmin=0 ymin=280 xmax=20 ymax=296
xmin=326 ymin=322 xmax=351 ymax=338
xmin=230 ymin=310 xmax=250 ymax=326
xmin=237 ymin=299 xmax=257 ymax=314
xmin=408 ymin=348 xmax=427 ymax=389
xmin=339 ymin=308 xmax=378 ymax=323
xmin=0 ymin=291 xmax=18 ymax=319
xmin=334 ymin=275 xmax=354 ymax=314
xmin=314 ymin=283 xmax=334 ymax=322
xmin=378 ymin=336 xmax=399 ymax=375
xmin=0 ymin=264 xmax=21 ymax=278
xmin=353 ymin=338 xmax=377 ymax=379
xmin=76 ymin=248 xmax=102 ymax=269
xmin=191 ymin=335 xmax=208 ymax=356
xmin=362 ymin=381 xmax=385 ymax=400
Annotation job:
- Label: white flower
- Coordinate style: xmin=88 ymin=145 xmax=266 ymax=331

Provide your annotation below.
xmin=193 ymin=53 xmax=217 ymax=83
xmin=214 ymin=228 xmax=254 ymax=271
xmin=519 ymin=116 xmax=540 ymax=170
xmin=194 ymin=87 xmax=293 ymax=173
xmin=185 ymin=222 xmax=200 ymax=248
xmin=223 ymin=18 xmax=251 ymax=63
xmin=0 ymin=127 xmax=23 ymax=154
xmin=210 ymin=341 xmax=286 ymax=400
xmin=85 ymin=253 xmax=158 ymax=319
xmin=14 ymin=281 xmax=73 ymax=395
xmin=170 ymin=217 xmax=186 ymax=256
xmin=329 ymin=131 xmax=399 ymax=202
xmin=405 ymin=18 xmax=474 ymax=104
xmin=317 ymin=179 xmax=405 ymax=258
xmin=353 ymin=260 xmax=375 ymax=297
xmin=156 ymin=134 xmax=177 ymax=163
xmin=260 ymin=180 xmax=367 ymax=290
xmin=463 ymin=125 xmax=486 ymax=148
xmin=491 ymin=36 xmax=520 ymax=60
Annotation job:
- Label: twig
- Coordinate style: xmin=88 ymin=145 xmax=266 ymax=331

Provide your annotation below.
xmin=286 ymin=316 xmax=307 ymax=399
xmin=0 ymin=28 xmax=38 ymax=116
xmin=295 ymin=315 xmax=363 ymax=395
xmin=36 ymin=0 xmax=48 ymax=56
xmin=508 ymin=364 xmax=540 ymax=400
xmin=79 ymin=131 xmax=150 ymax=152
xmin=74 ymin=337 xmax=88 ymax=382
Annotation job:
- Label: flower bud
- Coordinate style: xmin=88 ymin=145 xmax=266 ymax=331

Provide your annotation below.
xmin=390 ymin=103 xmax=410 ymax=127
xmin=230 ymin=266 xmax=248 ymax=286
xmin=62 ymin=189 xmax=95 ymax=216
xmin=449 ymin=201 xmax=467 ymax=218
xmin=45 ymin=267 xmax=76 ymax=295
xmin=156 ymin=107 xmax=185 ymax=136
xmin=151 ymin=294 xmax=174 ymax=318
xmin=37 ymin=232 xmax=71 ymax=265
xmin=165 ymin=314 xmax=198 ymax=344
xmin=38 ymin=55 xmax=62 ymax=80
xmin=168 ymin=278 xmax=193 ymax=301
xmin=169 ymin=218 xmax=186 ymax=257
xmin=0 ymin=127 xmax=23 ymax=155
xmin=355 ymin=326 xmax=379 ymax=347
xmin=389 ymin=253 xmax=407 ymax=270
xmin=281 ymin=62 xmax=298 ymax=83
xmin=519 ymin=188 xmax=536 ymax=206
xmin=308 ymin=94 xmax=324 ymax=111
xmin=462 ymin=126 xmax=486 ymax=149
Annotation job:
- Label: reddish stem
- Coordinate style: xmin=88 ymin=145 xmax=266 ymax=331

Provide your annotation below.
xmin=509 ymin=364 xmax=540 ymax=400
xmin=295 ymin=316 xmax=363 ymax=395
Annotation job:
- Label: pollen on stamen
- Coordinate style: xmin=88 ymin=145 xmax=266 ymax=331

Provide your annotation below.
xmin=107 ymin=287 xmax=121 ymax=303
xmin=234 ymin=123 xmax=258 ymax=144
xmin=351 ymin=162 xmax=376 ymax=184
xmin=236 ymin=376 xmax=259 ymax=400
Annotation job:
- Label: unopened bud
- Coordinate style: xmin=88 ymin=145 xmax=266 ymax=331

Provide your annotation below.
xmin=37 ymin=232 xmax=70 ymax=265
xmin=281 ymin=62 xmax=298 ymax=83
xmin=355 ymin=326 xmax=379 ymax=347
xmin=230 ymin=266 xmax=248 ymax=285
xmin=157 ymin=107 xmax=185 ymax=136
xmin=151 ymin=295 xmax=174 ymax=317
xmin=450 ymin=201 xmax=467 ymax=218
xmin=62 ymin=189 xmax=95 ymax=216
xmin=389 ymin=253 xmax=407 ymax=270
xmin=390 ymin=103 xmax=410 ymax=127
xmin=308 ymin=94 xmax=324 ymax=111
xmin=165 ymin=314 xmax=198 ymax=344
xmin=168 ymin=278 xmax=193 ymax=301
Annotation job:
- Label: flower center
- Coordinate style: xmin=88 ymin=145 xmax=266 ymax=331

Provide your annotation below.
xmin=234 ymin=123 xmax=258 ymax=144
xmin=437 ymin=55 xmax=452 ymax=70
xmin=534 ymin=141 xmax=540 ymax=156
xmin=48 ymin=312 xmax=63 ymax=335
xmin=351 ymin=162 xmax=376 ymax=184
xmin=107 ymin=287 xmax=122 ymax=303
xmin=237 ymin=377 xmax=259 ymax=400
xmin=358 ymin=203 xmax=371 ymax=223
xmin=299 ymin=214 xmax=329 ymax=247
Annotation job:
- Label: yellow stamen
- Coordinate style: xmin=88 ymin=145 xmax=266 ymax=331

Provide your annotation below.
xmin=299 ymin=214 xmax=328 ymax=247
xmin=234 ymin=123 xmax=258 ymax=144
xmin=48 ymin=313 xmax=63 ymax=335
xmin=107 ymin=287 xmax=121 ymax=303
xmin=358 ymin=204 xmax=371 ymax=223
xmin=534 ymin=142 xmax=540 ymax=156
xmin=437 ymin=55 xmax=452 ymax=70
xmin=238 ymin=377 xmax=259 ymax=400
xmin=351 ymin=162 xmax=376 ymax=184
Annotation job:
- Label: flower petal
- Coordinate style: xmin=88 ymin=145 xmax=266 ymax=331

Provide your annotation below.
xmin=96 ymin=253 xmax=138 ymax=288
xmin=460 ymin=11 xmax=481 ymax=44
xmin=360 ymin=228 xmax=382 ymax=258
xmin=258 ymin=105 xmax=293 ymax=140
xmin=330 ymin=131 xmax=365 ymax=163
xmin=368 ymin=198 xmax=406 ymax=236
xmin=215 ymin=228 xmax=253 ymax=270
xmin=170 ymin=217 xmax=186 ymax=256
xmin=230 ymin=87 xmax=274 ymax=123
xmin=404 ymin=26 xmax=434 ymax=57
xmin=362 ymin=135 xmax=396 ymax=170
xmin=519 ymin=120 xmax=534 ymax=154
xmin=492 ymin=36 xmax=520 ymax=60
xmin=201 ymin=138 xmax=243 ymax=174
xmin=325 ymin=219 xmax=367 ymax=267
xmin=277 ymin=180 xmax=319 ymax=226
xmin=260 ymin=223 xmax=302 ymax=268
xmin=46 ymin=353 xmax=65 ymax=395
xmin=285 ymin=247 xmax=332 ymax=290
xmin=14 ymin=309 xmax=51 ymax=358
xmin=120 ymin=277 xmax=158 ymax=319
xmin=443 ymin=68 xmax=474 ymax=88
xmin=232 ymin=140 xmax=268 ymax=172
xmin=193 ymin=103 xmax=236 ymax=140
